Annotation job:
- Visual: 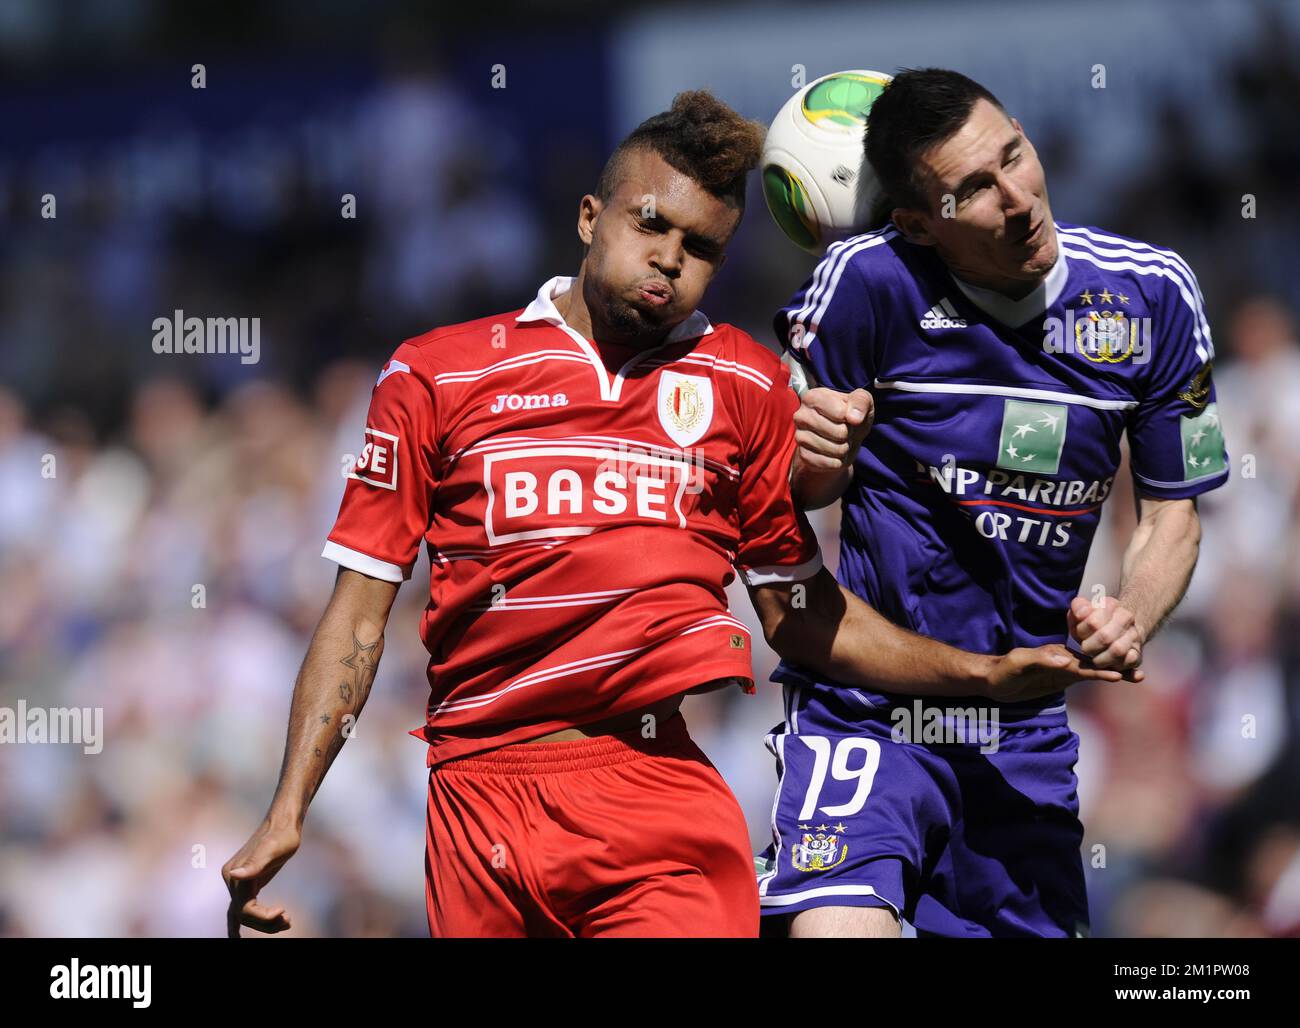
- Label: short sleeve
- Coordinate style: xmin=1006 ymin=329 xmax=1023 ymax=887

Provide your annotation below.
xmin=1126 ymin=258 xmax=1229 ymax=499
xmin=773 ymin=244 xmax=877 ymax=395
xmin=733 ymin=357 xmax=824 ymax=586
xmin=323 ymin=343 xmax=439 ymax=582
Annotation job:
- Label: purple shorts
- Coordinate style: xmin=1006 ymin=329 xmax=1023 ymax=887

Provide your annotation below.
xmin=756 ymin=681 xmax=1089 ymax=938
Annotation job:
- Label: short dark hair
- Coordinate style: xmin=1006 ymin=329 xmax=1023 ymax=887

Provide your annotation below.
xmin=865 ymin=68 xmax=1007 ymax=211
xmin=596 ymin=90 xmax=766 ymax=209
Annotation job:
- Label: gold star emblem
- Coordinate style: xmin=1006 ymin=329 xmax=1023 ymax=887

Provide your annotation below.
xmin=1079 ymin=290 xmax=1094 ymax=305
xmin=1098 ymin=288 xmax=1114 ymax=304
xmin=1117 ymin=292 xmax=1130 ymax=304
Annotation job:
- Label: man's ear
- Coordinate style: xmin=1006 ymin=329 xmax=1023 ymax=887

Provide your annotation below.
xmin=891 ymin=207 xmax=934 ymax=247
xmin=577 ymin=194 xmax=601 ymax=246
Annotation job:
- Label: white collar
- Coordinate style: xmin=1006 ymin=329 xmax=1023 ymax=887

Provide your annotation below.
xmin=516 ymin=275 xmax=714 ymax=344
xmin=948 ymin=235 xmax=1069 ymax=328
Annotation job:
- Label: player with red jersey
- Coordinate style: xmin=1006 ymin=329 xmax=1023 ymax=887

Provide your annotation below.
xmin=222 ymin=91 xmax=1127 ymax=938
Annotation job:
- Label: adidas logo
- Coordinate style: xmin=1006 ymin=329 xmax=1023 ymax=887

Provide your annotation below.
xmin=920 ymin=298 xmax=968 ymax=330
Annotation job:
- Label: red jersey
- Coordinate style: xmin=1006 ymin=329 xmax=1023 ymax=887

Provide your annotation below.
xmin=324 ymin=276 xmax=822 ymax=766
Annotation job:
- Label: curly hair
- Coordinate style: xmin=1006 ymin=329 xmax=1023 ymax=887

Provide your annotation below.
xmin=596 ymin=90 xmax=766 ymax=207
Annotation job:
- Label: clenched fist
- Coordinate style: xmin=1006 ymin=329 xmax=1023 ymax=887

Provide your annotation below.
xmin=794 ymin=387 xmax=875 ymax=472
xmin=1067 ymin=595 xmax=1144 ymax=671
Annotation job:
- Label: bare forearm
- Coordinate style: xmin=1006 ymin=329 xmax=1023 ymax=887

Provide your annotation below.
xmin=815 ymin=598 xmax=992 ymax=696
xmin=756 ymin=569 xmax=992 ymax=696
xmin=267 ymin=578 xmax=392 ymax=828
xmin=790 ymin=451 xmax=852 ymax=511
xmin=1117 ymin=504 xmax=1200 ymax=643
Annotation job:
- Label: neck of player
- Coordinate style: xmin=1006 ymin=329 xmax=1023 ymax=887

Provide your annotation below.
xmin=945 ymin=260 xmax=1046 ymax=302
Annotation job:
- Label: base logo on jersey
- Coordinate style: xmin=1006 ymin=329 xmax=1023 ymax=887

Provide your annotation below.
xmin=482 ymin=445 xmax=691 ymax=545
xmin=658 ymin=371 xmax=713 ymax=448
xmin=349 ymin=427 xmax=399 ymax=490
xmin=792 ymin=829 xmax=847 ymax=872
xmin=1180 ymin=402 xmax=1225 ymax=480
xmin=996 ymin=400 xmax=1067 ymax=475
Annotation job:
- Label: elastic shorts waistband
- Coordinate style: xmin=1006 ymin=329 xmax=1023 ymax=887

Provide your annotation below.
xmin=435 ymin=712 xmax=694 ymax=775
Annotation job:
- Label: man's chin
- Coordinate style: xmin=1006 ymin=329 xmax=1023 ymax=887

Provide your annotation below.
xmin=1032 ymin=226 xmax=1059 ymax=268
xmin=629 ymin=290 xmax=687 ymax=322
xmin=1016 ymin=236 xmax=1058 ymax=279
xmin=604 ymin=298 xmax=677 ymax=345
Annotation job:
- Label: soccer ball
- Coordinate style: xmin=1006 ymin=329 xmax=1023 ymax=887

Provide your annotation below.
xmin=761 ymin=69 xmax=892 ymax=254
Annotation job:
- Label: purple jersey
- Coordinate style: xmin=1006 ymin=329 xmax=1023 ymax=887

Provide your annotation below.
xmin=774 ymin=221 xmax=1227 ymax=711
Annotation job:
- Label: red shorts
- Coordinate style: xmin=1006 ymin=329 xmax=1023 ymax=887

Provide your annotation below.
xmin=424 ymin=713 xmax=759 ymax=937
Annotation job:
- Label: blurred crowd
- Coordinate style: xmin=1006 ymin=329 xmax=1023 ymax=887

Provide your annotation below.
xmin=2 ymin=3 xmax=1299 ymax=937
xmin=3 ymin=294 xmax=1299 ymax=937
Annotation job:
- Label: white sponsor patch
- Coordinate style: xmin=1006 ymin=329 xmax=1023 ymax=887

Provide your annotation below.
xmin=657 ymin=371 xmax=713 ymax=447
xmin=349 ymin=427 xmax=399 ymax=490
xmin=482 ymin=445 xmax=692 ymax=545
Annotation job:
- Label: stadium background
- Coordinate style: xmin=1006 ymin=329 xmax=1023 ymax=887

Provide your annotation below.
xmin=2 ymin=0 xmax=1299 ymax=937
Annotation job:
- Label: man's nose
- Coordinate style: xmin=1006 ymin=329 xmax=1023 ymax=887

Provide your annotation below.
xmin=651 ymin=235 xmax=684 ymax=276
xmin=1000 ymin=174 xmax=1033 ymax=219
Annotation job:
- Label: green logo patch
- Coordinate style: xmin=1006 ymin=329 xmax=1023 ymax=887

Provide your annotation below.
xmin=997 ymin=399 xmax=1068 ymax=475
xmin=1180 ymin=402 xmax=1225 ymax=480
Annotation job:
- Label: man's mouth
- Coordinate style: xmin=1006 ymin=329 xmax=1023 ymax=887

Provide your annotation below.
xmin=1016 ymin=219 xmax=1045 ymax=246
xmin=636 ymin=280 xmax=673 ymax=307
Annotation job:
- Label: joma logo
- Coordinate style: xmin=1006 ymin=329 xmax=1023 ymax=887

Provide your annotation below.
xmin=489 ymin=393 xmax=569 ymax=413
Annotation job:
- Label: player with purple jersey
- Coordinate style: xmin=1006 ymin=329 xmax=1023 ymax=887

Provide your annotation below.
xmin=755 ymin=69 xmax=1227 ymax=937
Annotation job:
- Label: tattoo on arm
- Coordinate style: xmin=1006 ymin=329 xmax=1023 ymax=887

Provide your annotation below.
xmin=314 ymin=634 xmax=382 ymax=767
xmin=340 ymin=634 xmax=380 ymax=712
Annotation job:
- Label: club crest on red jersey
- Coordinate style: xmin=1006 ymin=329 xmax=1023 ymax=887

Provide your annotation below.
xmin=657 ymin=371 xmax=713 ymax=448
